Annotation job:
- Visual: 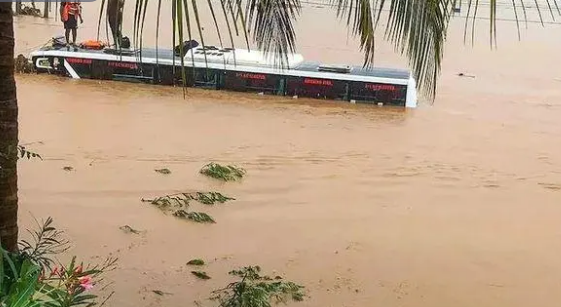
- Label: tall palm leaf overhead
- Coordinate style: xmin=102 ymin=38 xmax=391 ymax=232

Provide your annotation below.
xmin=98 ymin=0 xmax=560 ymax=100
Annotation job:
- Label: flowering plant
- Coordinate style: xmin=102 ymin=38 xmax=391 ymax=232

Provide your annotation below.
xmin=1 ymin=217 xmax=117 ymax=307
xmin=35 ymin=256 xmax=117 ymax=307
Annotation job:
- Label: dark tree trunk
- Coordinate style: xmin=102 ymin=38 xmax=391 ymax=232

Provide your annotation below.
xmin=0 ymin=3 xmax=19 ymax=252
xmin=43 ymin=1 xmax=49 ymax=18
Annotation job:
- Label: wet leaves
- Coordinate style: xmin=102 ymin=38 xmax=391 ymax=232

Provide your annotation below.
xmin=142 ymin=162 xmax=243 ymax=224
xmin=173 ymin=210 xmax=216 ymax=223
xmin=141 ymin=192 xmax=234 ymax=223
xmin=200 ymin=162 xmax=246 ymax=181
xmin=193 ymin=192 xmax=235 ymax=205
xmin=14 ymin=54 xmax=36 ymax=74
xmin=187 ymin=259 xmax=205 ymax=266
xmin=210 ymin=266 xmax=306 ymax=306
xmin=191 ymin=271 xmax=211 ymax=280
xmin=119 ymin=225 xmax=141 ymax=234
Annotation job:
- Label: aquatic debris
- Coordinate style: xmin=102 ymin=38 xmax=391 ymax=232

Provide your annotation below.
xmin=193 ymin=191 xmax=235 ymax=205
xmin=538 ymin=182 xmax=561 ymax=191
xmin=152 ymin=289 xmax=172 ymax=296
xmin=191 ymin=271 xmax=211 ymax=280
xmin=457 ymin=72 xmax=475 ymax=78
xmin=155 ymin=168 xmax=172 ymax=174
xmin=173 ymin=210 xmax=215 ymax=223
xmin=210 ymin=266 xmax=306 ymax=305
xmin=141 ymin=191 xmax=234 ymax=223
xmin=15 ymin=54 xmax=36 ymax=74
xmin=200 ymin=162 xmax=246 ymax=181
xmin=187 ymin=259 xmax=205 ymax=266
xmin=62 ymin=166 xmax=74 ymax=171
xmin=119 ymin=225 xmax=141 ymax=234
xmin=143 ymin=192 xmax=234 ymax=208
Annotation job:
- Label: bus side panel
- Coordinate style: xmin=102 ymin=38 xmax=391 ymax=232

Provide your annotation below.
xmin=192 ymin=67 xmax=219 ymax=89
xmin=64 ymin=57 xmax=94 ymax=78
xmin=286 ymin=76 xmax=348 ymax=100
xmin=222 ymin=71 xmax=283 ymax=95
xmin=151 ymin=65 xmax=194 ymax=86
xmin=349 ymin=81 xmax=407 ymax=106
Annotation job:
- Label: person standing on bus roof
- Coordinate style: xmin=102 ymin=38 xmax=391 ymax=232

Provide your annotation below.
xmin=60 ymin=1 xmax=83 ymax=50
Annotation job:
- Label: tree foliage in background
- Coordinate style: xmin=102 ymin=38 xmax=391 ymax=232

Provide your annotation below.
xmin=98 ymin=0 xmax=560 ymax=101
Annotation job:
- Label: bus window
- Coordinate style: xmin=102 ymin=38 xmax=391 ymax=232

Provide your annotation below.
xmin=286 ymin=77 xmax=347 ymax=100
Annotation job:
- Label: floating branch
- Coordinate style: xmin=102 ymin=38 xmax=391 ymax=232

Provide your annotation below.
xmin=187 ymin=259 xmax=205 ymax=266
xmin=15 ymin=54 xmax=36 ymax=74
xmin=193 ymin=192 xmax=235 ymax=205
xmin=174 ymin=210 xmax=216 ymax=223
xmin=191 ymin=271 xmax=211 ymax=280
xmin=141 ymin=191 xmax=234 ymax=223
xmin=210 ymin=266 xmax=306 ymax=306
xmin=200 ymin=162 xmax=246 ymax=181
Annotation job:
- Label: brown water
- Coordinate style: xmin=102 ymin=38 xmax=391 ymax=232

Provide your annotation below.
xmin=12 ymin=2 xmax=561 ymax=307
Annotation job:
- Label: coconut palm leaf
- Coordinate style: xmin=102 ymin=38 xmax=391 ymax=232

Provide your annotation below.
xmin=100 ymin=0 xmax=559 ymax=101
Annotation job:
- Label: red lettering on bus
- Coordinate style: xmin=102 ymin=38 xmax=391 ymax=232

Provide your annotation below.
xmin=66 ymin=57 xmax=92 ymax=64
xmin=365 ymin=83 xmax=396 ymax=91
xmin=303 ymin=78 xmax=333 ymax=86
xmin=235 ymin=72 xmax=266 ymax=80
xmin=107 ymin=62 xmax=138 ymax=69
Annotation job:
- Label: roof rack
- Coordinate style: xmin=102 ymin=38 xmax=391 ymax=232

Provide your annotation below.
xmin=318 ymin=64 xmax=351 ymax=73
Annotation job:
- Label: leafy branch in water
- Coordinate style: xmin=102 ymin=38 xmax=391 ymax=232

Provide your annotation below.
xmin=174 ymin=210 xmax=216 ymax=223
xmin=18 ymin=216 xmax=70 ymax=271
xmin=200 ymin=163 xmax=246 ymax=182
xmin=187 ymin=259 xmax=205 ymax=266
xmin=210 ymin=266 xmax=306 ymax=307
xmin=0 ymin=145 xmax=42 ymax=163
xmin=141 ymin=192 xmax=235 ymax=223
xmin=17 ymin=145 xmax=42 ymax=160
xmin=191 ymin=271 xmax=211 ymax=280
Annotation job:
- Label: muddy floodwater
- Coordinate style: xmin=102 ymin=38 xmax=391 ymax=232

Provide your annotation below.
xmin=12 ymin=2 xmax=561 ymax=307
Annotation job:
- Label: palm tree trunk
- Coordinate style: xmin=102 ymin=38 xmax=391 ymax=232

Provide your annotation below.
xmin=0 ymin=3 xmax=19 ymax=252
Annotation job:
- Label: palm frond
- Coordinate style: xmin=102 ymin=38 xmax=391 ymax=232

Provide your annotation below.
xmin=242 ymin=0 xmax=302 ymax=68
xmin=120 ymin=0 xmax=559 ymax=102
xmin=329 ymin=0 xmax=376 ymax=69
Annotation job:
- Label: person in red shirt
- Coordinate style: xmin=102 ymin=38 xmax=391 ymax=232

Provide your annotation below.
xmin=60 ymin=2 xmax=84 ymax=49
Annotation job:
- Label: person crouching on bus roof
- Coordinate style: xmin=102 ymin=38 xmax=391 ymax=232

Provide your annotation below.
xmin=60 ymin=2 xmax=83 ymax=50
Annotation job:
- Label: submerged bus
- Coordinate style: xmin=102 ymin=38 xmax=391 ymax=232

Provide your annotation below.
xmin=30 ymin=38 xmax=417 ymax=108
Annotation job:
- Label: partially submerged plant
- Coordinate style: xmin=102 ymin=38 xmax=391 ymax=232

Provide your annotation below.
xmin=174 ymin=210 xmax=216 ymax=223
xmin=200 ymin=163 xmax=246 ymax=182
xmin=119 ymin=225 xmax=142 ymax=234
xmin=141 ymin=192 xmax=234 ymax=223
xmin=191 ymin=271 xmax=211 ymax=280
xmin=187 ymin=259 xmax=205 ymax=266
xmin=193 ymin=192 xmax=235 ymax=205
xmin=14 ymin=54 xmax=36 ymax=74
xmin=1 ymin=216 xmax=117 ymax=307
xmin=0 ymin=145 xmax=42 ymax=162
xmin=210 ymin=266 xmax=306 ymax=307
